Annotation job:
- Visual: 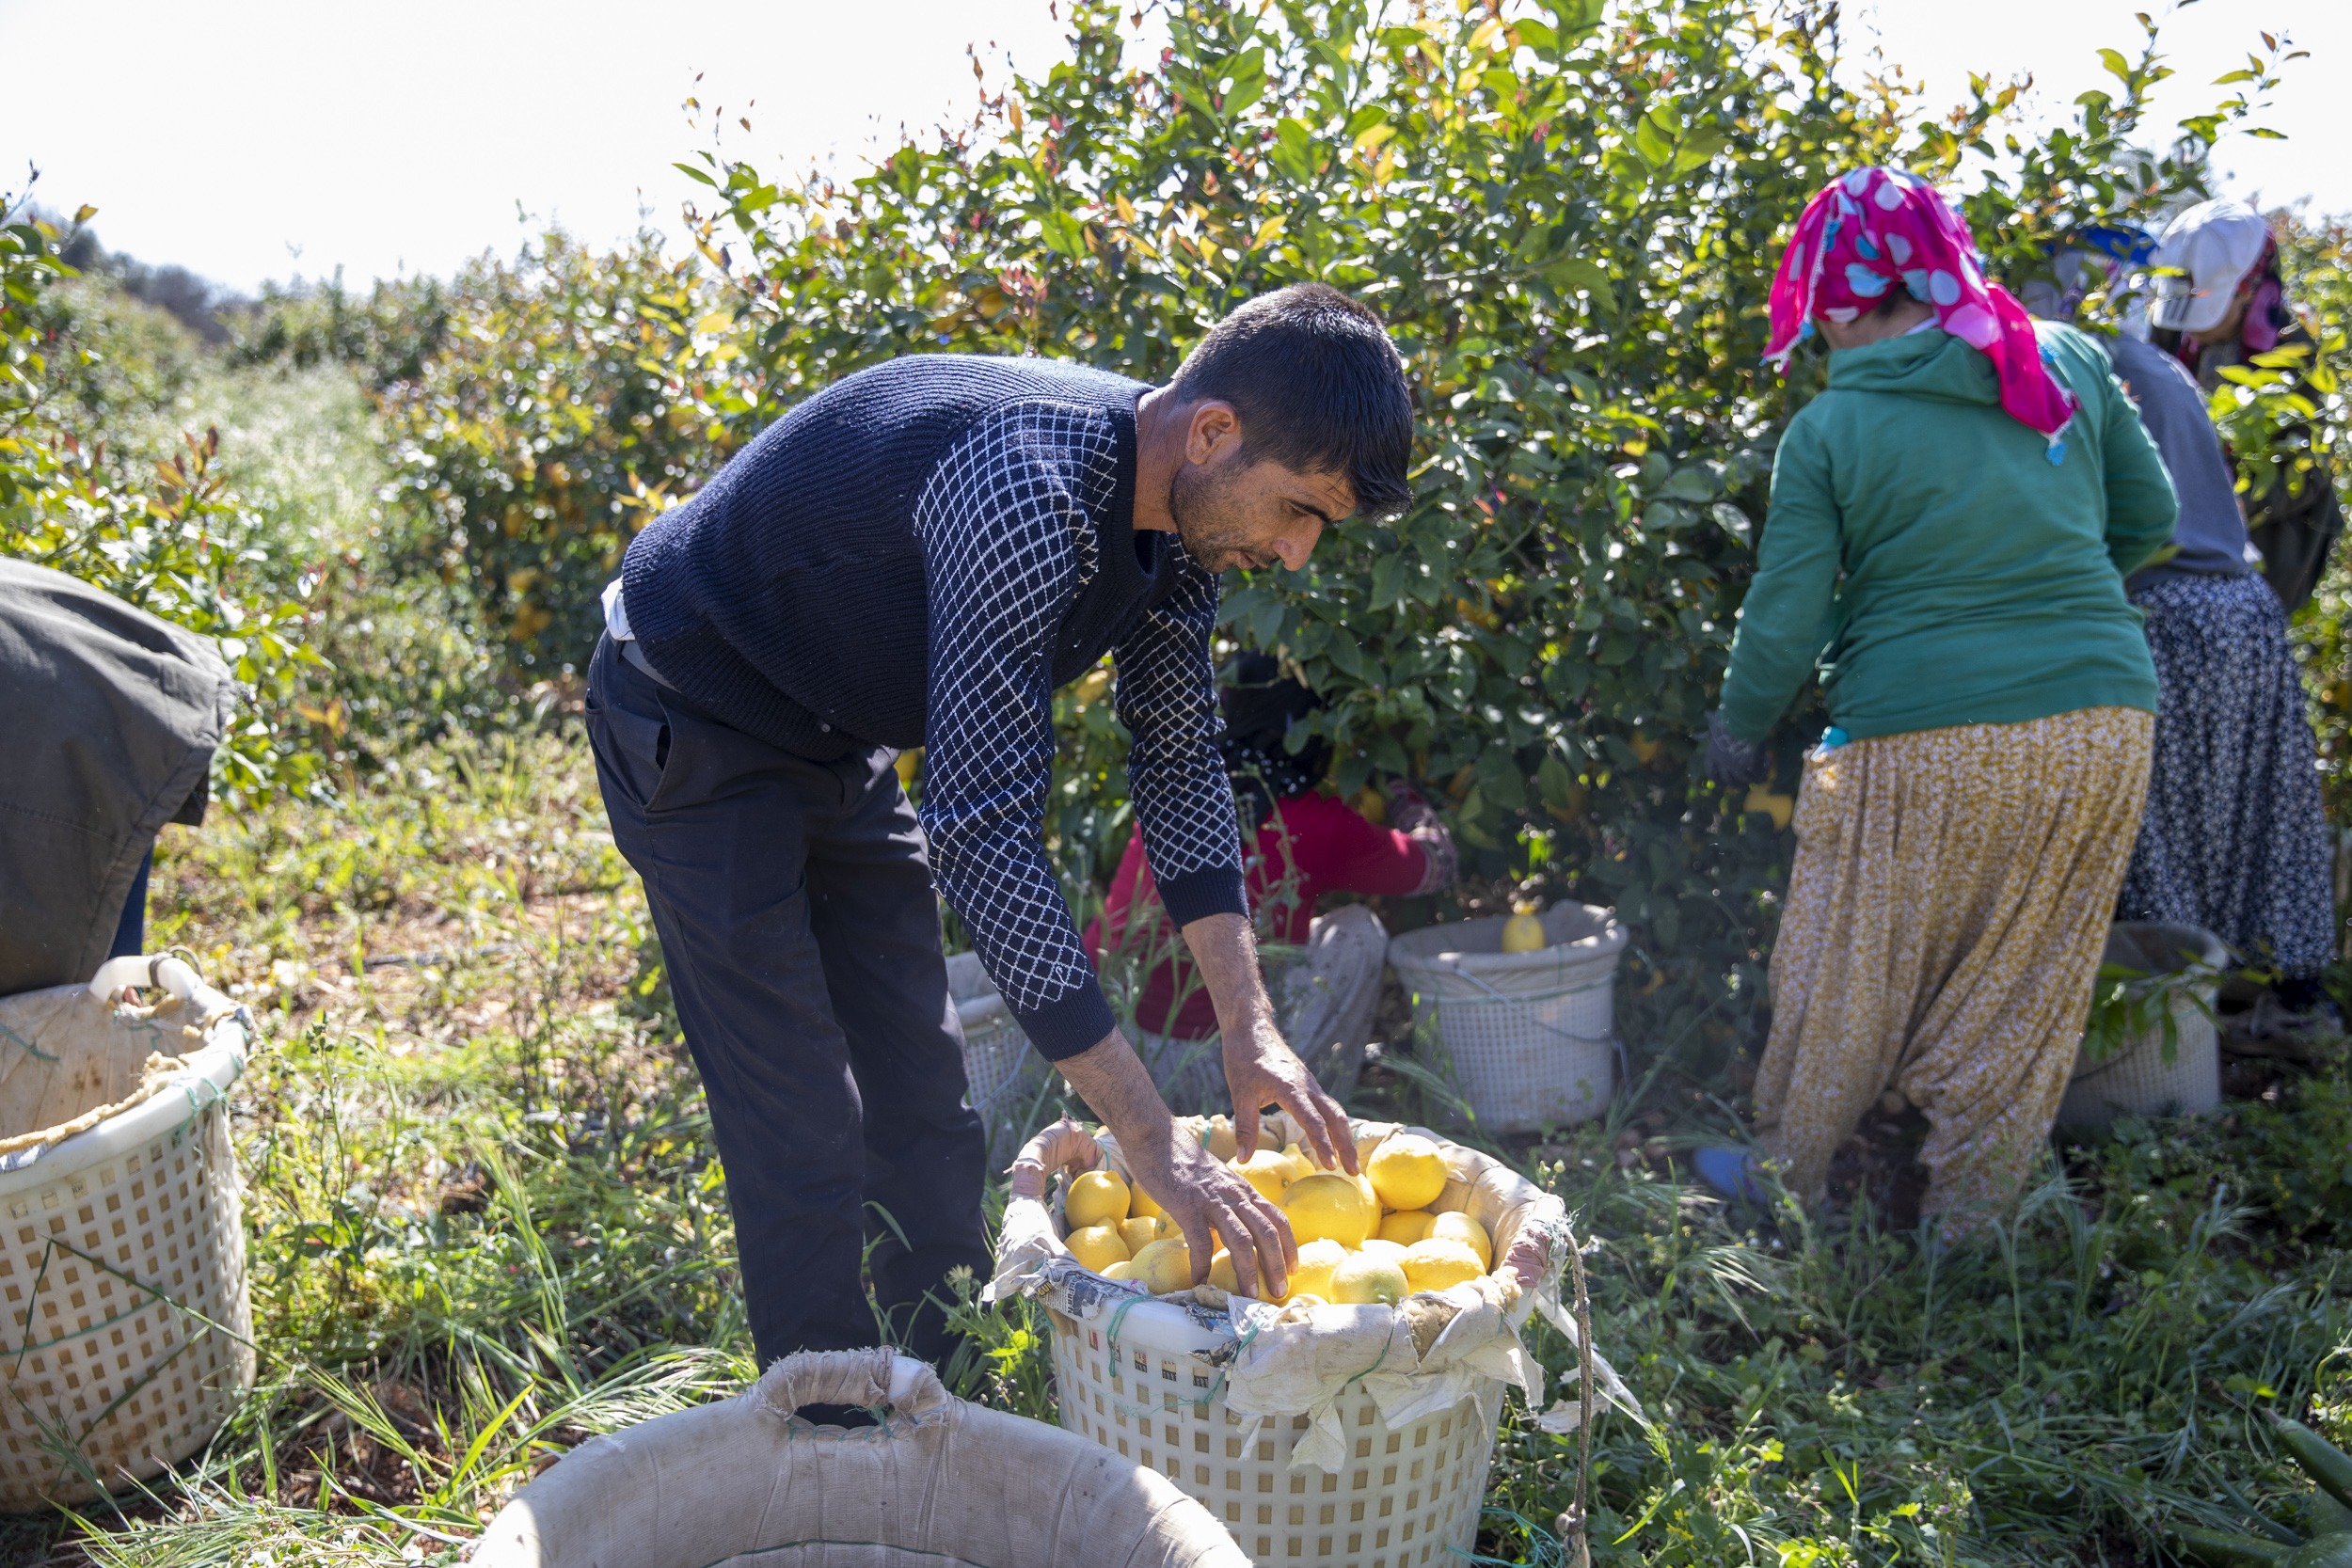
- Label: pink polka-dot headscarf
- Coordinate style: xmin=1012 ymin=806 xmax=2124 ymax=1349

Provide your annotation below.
xmin=1765 ymin=166 xmax=2076 ymax=448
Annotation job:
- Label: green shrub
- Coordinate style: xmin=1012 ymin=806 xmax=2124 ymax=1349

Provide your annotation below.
xmin=377 ymin=229 xmax=759 ymax=673
xmin=0 ymin=199 xmax=325 ymax=803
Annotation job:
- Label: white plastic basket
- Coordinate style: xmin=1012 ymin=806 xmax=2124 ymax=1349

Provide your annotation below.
xmin=993 ymin=1117 xmax=1596 ymax=1568
xmin=1046 ymin=1297 xmax=1505 ymax=1568
xmin=0 ymin=956 xmax=256 ymax=1509
xmin=2058 ymin=922 xmax=2225 ymax=1131
xmin=1386 ymin=905 xmax=1626 ymax=1133
xmin=946 ymin=952 xmax=1045 ymax=1164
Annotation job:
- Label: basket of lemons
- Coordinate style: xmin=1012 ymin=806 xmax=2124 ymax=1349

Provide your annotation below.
xmin=986 ymin=1113 xmax=1630 ymax=1568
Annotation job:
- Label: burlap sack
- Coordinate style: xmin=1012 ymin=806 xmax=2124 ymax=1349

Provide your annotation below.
xmin=471 ymin=1349 xmax=1248 ymax=1568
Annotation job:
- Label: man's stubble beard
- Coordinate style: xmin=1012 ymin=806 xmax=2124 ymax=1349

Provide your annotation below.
xmin=1167 ymin=460 xmax=1257 ymax=573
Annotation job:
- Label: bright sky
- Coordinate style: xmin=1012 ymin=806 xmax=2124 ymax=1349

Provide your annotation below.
xmin=0 ymin=0 xmax=2342 ymax=295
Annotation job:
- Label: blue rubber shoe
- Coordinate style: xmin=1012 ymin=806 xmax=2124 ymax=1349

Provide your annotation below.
xmin=1692 ymin=1146 xmax=1772 ymax=1206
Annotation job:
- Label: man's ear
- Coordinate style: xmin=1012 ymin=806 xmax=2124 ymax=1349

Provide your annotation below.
xmin=1184 ymin=399 xmax=1244 ymax=467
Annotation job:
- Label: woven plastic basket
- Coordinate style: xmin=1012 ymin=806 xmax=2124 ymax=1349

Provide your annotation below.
xmin=0 ymin=956 xmax=255 ymax=1510
xmin=2057 ymin=922 xmax=2225 ymax=1132
xmin=473 ymin=1349 xmax=1247 ymax=1567
xmin=1386 ymin=905 xmax=1626 ymax=1133
xmin=1046 ymin=1300 xmax=1506 ymax=1568
xmin=997 ymin=1117 xmax=1584 ymax=1568
xmin=946 ymin=952 xmax=1045 ymax=1164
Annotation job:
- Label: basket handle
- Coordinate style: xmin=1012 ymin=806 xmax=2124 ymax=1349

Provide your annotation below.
xmin=755 ymin=1348 xmax=945 ymax=1421
xmin=1007 ymin=1117 xmax=1102 ymax=1200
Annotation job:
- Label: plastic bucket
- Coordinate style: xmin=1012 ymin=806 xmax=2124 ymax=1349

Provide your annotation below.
xmin=946 ymin=952 xmax=1046 ymax=1164
xmin=1386 ymin=905 xmax=1626 ymax=1132
xmin=2058 ymin=922 xmax=2225 ymax=1131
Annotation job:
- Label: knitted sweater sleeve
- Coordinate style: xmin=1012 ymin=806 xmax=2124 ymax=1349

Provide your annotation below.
xmin=1112 ymin=547 xmax=1247 ymax=930
xmin=914 ymin=403 xmax=1120 ymax=1060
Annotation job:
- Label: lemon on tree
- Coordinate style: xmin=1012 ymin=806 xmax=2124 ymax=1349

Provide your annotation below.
xmin=1430 ymin=1212 xmax=1492 ymax=1270
xmin=1366 ymin=1133 xmax=1449 ymax=1212
xmin=1281 ymin=1173 xmax=1373 ymax=1248
xmin=1067 ymin=1223 xmax=1130 ymax=1275
xmin=1065 ymin=1169 xmax=1130 ymax=1229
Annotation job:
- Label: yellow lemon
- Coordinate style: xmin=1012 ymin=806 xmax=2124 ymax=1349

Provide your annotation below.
xmin=1378 ymin=1210 xmax=1437 ymax=1245
xmin=1065 ymin=1169 xmax=1130 ymax=1229
xmin=1367 ymin=1134 xmax=1449 ymax=1212
xmin=1119 ymin=1215 xmax=1169 ymax=1255
xmin=1066 ymin=1223 xmax=1130 ymax=1275
xmin=1357 ymin=1238 xmax=1409 ymax=1266
xmin=1208 ymin=1248 xmax=1239 ymax=1293
xmin=1204 ymin=1117 xmax=1239 ymax=1161
xmin=1744 ymin=786 xmax=1795 ymax=831
xmin=1429 ymin=1212 xmax=1493 ymax=1270
xmin=1281 ymin=1173 xmax=1374 ymax=1249
xmin=1279 ymin=1239 xmax=1346 ymax=1305
xmin=894 ymin=749 xmax=921 ymax=785
xmin=1129 ymin=1180 xmax=1167 ymax=1224
xmin=1331 ymin=1251 xmax=1408 ymax=1307
xmin=1350 ymin=784 xmax=1388 ymax=825
xmin=1102 ymin=1259 xmax=1139 ymax=1283
xmin=1281 ymin=1141 xmax=1321 ymax=1180
xmin=1401 ymin=1238 xmax=1486 ymax=1293
xmin=1500 ymin=911 xmax=1547 ymax=954
xmin=1234 ymin=1149 xmax=1295 ymax=1203
xmin=1132 ymin=1238 xmax=1195 ymax=1295
xmin=1284 ymin=1293 xmax=1329 ymax=1308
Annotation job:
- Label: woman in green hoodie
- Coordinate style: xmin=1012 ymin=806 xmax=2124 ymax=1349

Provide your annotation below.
xmin=1695 ymin=168 xmax=2178 ymax=1236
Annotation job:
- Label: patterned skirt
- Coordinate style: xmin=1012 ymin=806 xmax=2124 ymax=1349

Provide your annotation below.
xmin=1751 ymin=707 xmax=2154 ymax=1232
xmin=2118 ymin=573 xmax=2337 ymax=978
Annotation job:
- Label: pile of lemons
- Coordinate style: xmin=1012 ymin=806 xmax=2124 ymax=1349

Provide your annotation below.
xmin=1058 ymin=1130 xmax=1493 ymax=1309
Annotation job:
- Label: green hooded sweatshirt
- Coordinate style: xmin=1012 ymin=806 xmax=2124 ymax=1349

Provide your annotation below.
xmin=1718 ymin=320 xmax=2177 ymax=745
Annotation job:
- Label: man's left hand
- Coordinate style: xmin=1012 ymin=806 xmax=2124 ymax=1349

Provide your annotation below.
xmin=1222 ymin=1013 xmax=1359 ymax=1173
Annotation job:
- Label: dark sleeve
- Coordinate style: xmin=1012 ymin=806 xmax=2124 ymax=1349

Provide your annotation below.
xmin=915 ymin=404 xmax=1120 ymax=1060
xmin=2089 ymin=346 xmax=2180 ymax=578
xmin=1110 ymin=549 xmax=1245 ymax=927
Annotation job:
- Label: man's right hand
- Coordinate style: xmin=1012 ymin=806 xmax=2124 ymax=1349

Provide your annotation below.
xmin=1055 ymin=1027 xmax=1297 ymax=1299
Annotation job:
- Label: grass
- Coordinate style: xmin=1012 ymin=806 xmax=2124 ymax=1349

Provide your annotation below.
xmin=2 ymin=731 xmax=2346 ymax=1566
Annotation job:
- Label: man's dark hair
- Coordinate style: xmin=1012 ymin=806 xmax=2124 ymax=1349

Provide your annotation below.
xmin=1169 ymin=283 xmax=1416 ymax=519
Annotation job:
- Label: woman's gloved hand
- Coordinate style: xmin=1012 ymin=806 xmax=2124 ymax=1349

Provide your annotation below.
xmin=1705 ymin=711 xmax=1772 ymax=789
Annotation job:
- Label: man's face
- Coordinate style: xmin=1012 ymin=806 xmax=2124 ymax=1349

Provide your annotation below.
xmin=1167 ymin=422 xmax=1355 ymax=575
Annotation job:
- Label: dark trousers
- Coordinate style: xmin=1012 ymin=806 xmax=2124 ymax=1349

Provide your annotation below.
xmin=584 ymin=633 xmax=988 ymax=1370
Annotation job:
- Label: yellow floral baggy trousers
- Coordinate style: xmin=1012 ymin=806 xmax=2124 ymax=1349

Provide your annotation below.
xmin=1751 ymin=706 xmax=2154 ymax=1233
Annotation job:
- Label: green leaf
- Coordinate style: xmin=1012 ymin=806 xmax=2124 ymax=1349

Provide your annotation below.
xmin=1271 ymin=117 xmax=1321 ymax=184
xmin=2098 ymin=48 xmax=2134 ymax=84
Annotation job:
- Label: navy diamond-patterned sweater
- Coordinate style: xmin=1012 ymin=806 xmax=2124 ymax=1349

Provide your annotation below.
xmin=622 ymin=355 xmax=1244 ymax=1058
